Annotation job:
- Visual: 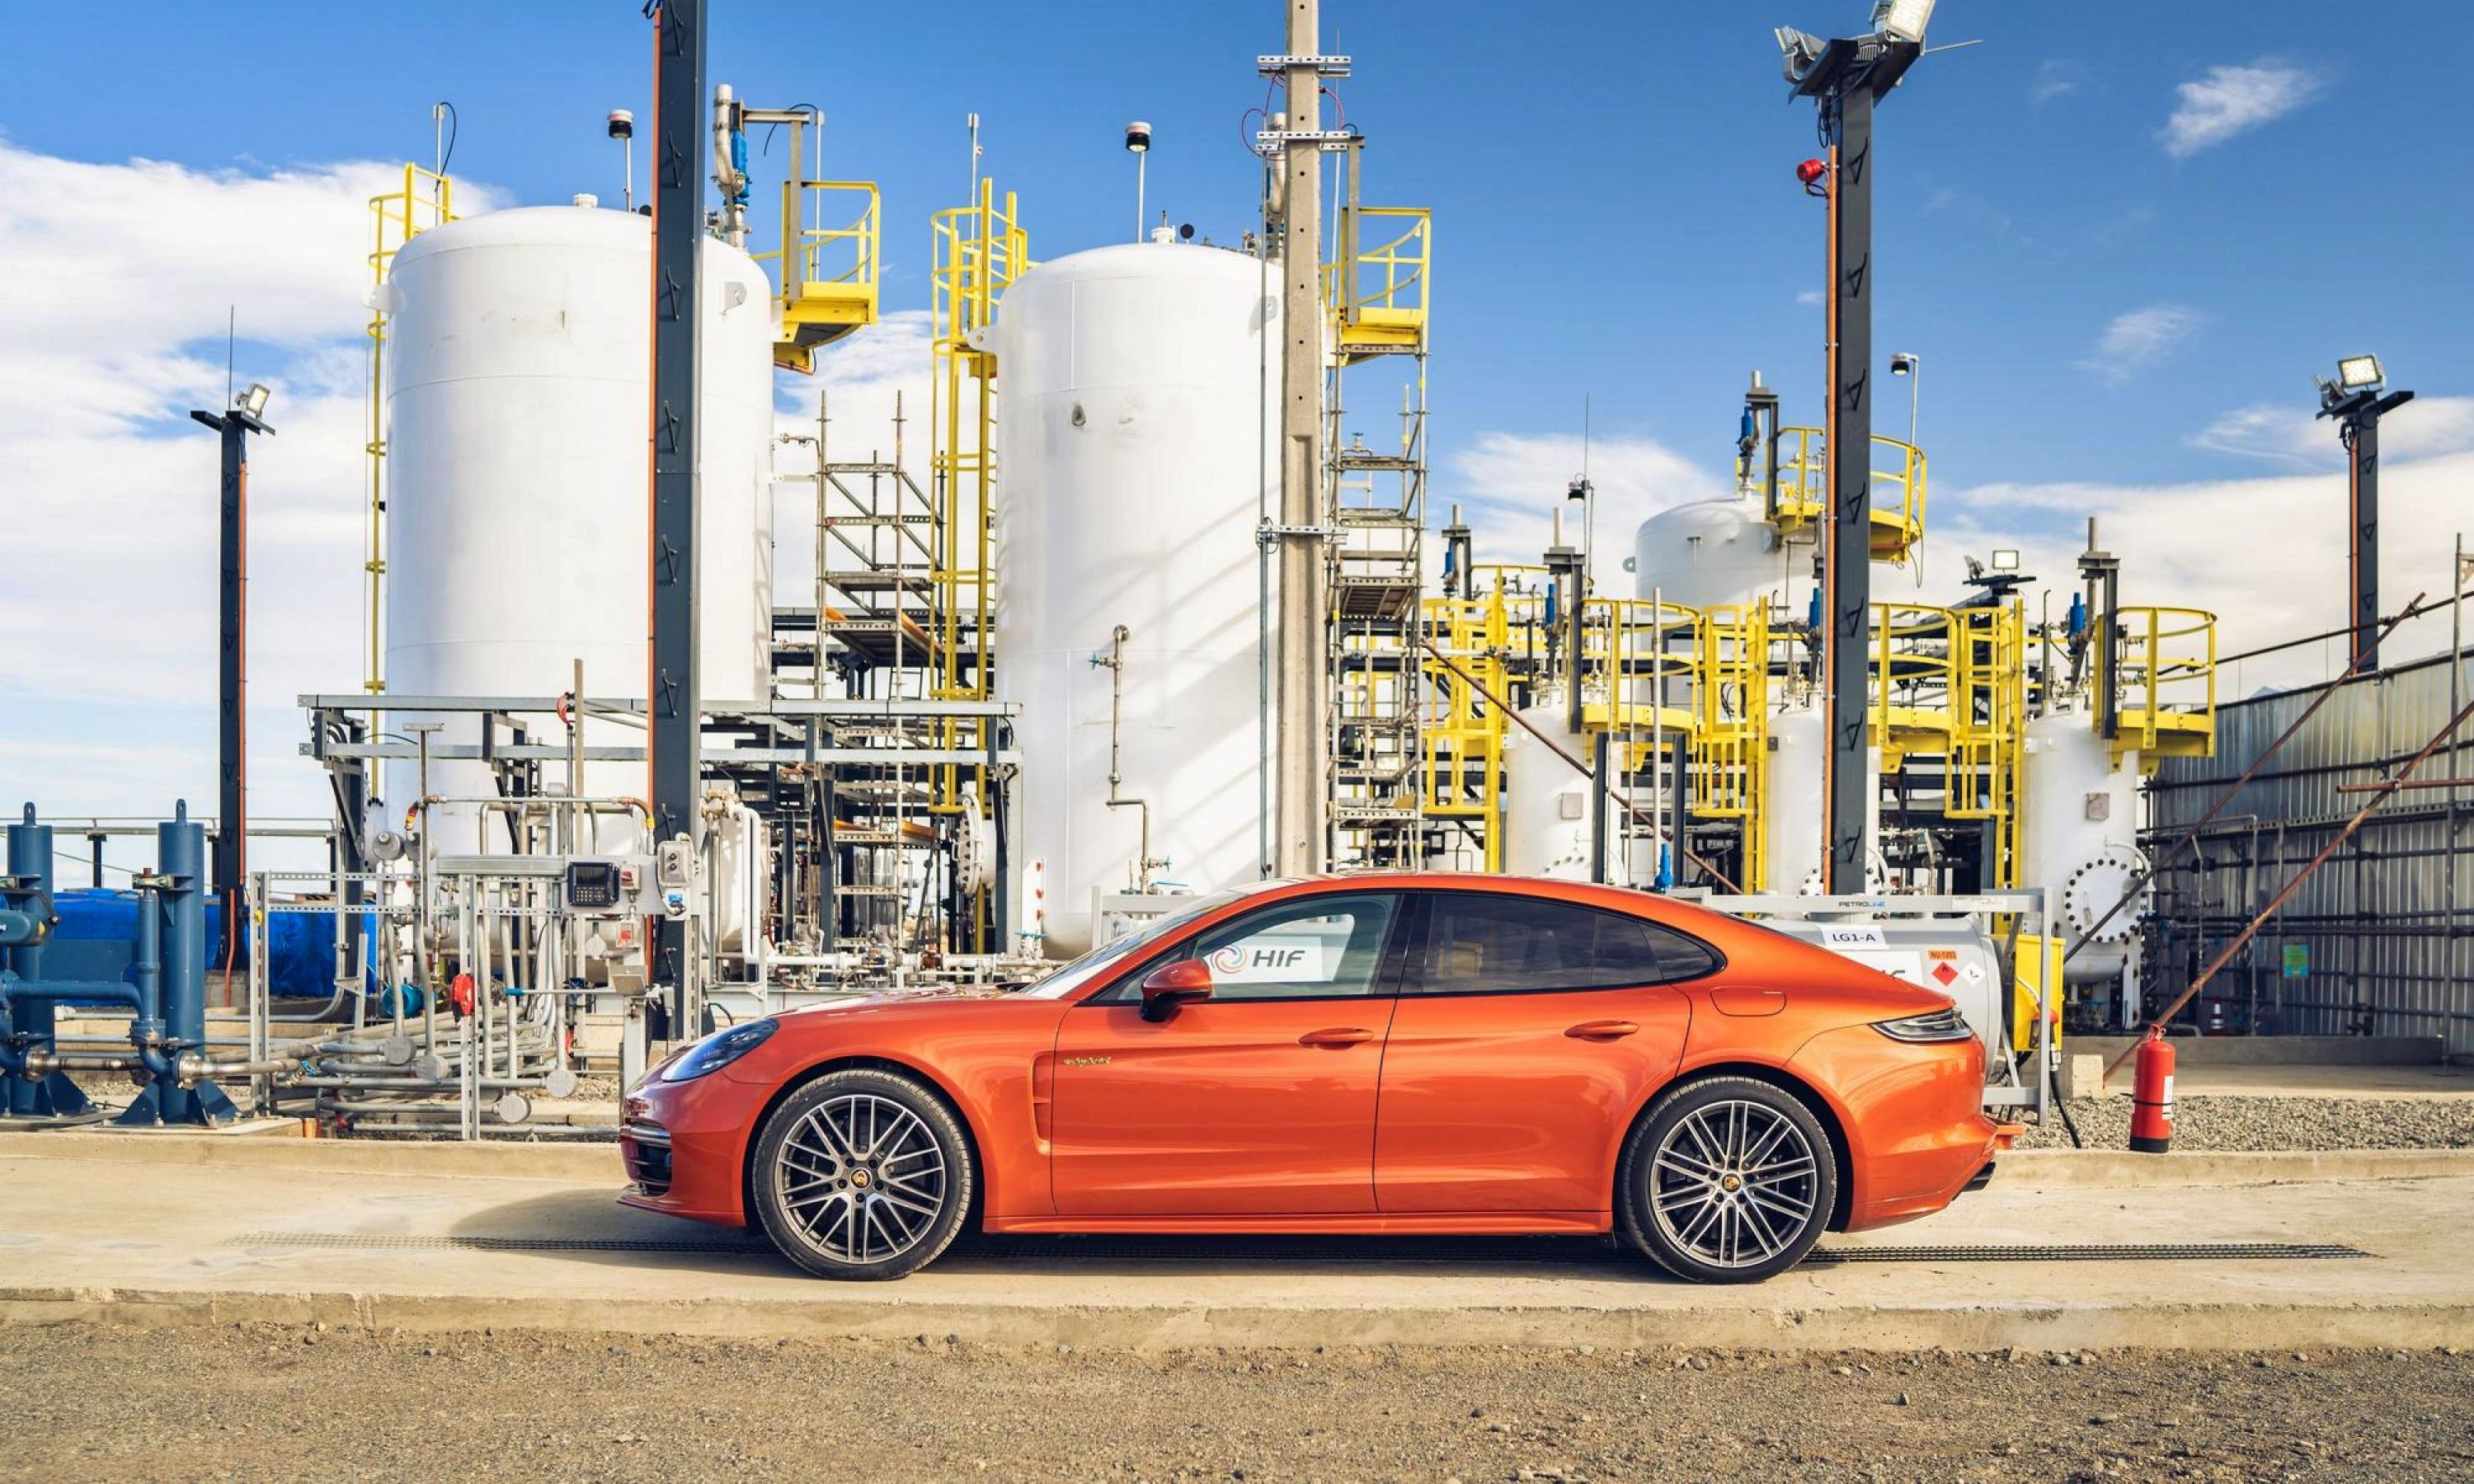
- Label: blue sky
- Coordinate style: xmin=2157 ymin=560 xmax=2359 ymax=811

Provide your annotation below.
xmin=9 ymin=1 xmax=2464 ymax=486
xmin=4 ymin=0 xmax=2472 ymax=857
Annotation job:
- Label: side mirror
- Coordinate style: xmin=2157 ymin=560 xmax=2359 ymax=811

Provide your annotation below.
xmin=1138 ymin=959 xmax=1214 ymax=1021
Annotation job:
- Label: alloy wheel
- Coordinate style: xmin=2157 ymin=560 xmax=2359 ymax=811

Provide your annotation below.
xmin=773 ymin=1092 xmax=950 ymax=1265
xmin=1647 ymin=1097 xmax=1821 ymax=1270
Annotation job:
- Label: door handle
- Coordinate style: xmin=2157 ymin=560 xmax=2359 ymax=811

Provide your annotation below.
xmin=1298 ymin=1026 xmax=1376 ymax=1047
xmin=1565 ymin=1020 xmax=1640 ymax=1040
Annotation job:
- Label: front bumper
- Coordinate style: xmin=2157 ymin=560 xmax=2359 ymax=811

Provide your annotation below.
xmin=614 ymin=1073 xmax=757 ymax=1228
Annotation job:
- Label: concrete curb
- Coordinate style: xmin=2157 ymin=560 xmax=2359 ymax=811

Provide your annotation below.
xmin=2 ymin=1283 xmax=2469 ymax=1354
xmin=1999 ymin=1148 xmax=2474 ymax=1188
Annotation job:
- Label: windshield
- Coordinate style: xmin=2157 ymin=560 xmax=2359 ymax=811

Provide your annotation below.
xmin=1012 ymin=888 xmax=1253 ymax=1000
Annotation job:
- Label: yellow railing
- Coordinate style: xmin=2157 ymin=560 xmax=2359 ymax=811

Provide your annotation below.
xmin=1326 ymin=205 xmax=1430 ymax=361
xmin=1869 ymin=603 xmax=1958 ymax=757
xmin=926 ymin=180 xmax=1030 ymax=824
xmin=1948 ymin=603 xmax=2027 ymax=885
xmin=756 ymin=181 xmax=879 ymax=370
xmin=1771 ymin=428 xmax=1928 ymax=563
xmin=1691 ymin=603 xmax=1771 ymax=890
xmin=2111 ymin=606 xmax=2218 ymax=760
xmin=361 ymin=164 xmax=455 ymax=702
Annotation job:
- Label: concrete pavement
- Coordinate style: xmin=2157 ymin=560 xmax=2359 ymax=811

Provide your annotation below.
xmin=3 ymin=1134 xmax=2472 ymax=1353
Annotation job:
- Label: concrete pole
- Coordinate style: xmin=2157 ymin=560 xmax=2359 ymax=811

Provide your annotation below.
xmin=1274 ymin=0 xmax=1328 ymax=876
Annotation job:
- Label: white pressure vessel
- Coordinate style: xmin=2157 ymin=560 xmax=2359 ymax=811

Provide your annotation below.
xmin=379 ymin=204 xmax=775 ymax=852
xmin=2023 ymin=711 xmax=2147 ymax=984
xmin=1764 ymin=701 xmax=1884 ymax=894
xmin=995 ymin=242 xmax=1281 ymax=956
xmin=1630 ymin=496 xmax=1786 ymax=612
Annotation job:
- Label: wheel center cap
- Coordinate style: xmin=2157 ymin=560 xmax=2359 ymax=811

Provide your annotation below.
xmin=1719 ymin=1174 xmax=1742 ymax=1193
xmin=850 ymin=1168 xmax=872 ymax=1189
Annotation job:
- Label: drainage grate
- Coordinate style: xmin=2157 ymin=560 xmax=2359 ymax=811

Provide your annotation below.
xmin=232 ymin=1233 xmax=2369 ymax=1264
xmin=1804 ymin=1242 xmax=2370 ymax=1265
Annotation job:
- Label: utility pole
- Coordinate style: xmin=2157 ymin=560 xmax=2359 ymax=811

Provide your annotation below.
xmin=2316 ymin=355 xmax=2413 ymax=674
xmin=1268 ymin=1 xmax=1334 ymax=876
xmin=648 ymin=0 xmax=706 ymax=1035
xmin=1777 ymin=12 xmax=1926 ymax=893
xmin=190 ymin=387 xmax=272 ymax=998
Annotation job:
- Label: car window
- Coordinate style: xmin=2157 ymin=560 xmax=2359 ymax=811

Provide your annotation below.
xmin=1099 ymin=892 xmax=1401 ymax=1003
xmin=1416 ymin=893 xmax=1718 ymax=995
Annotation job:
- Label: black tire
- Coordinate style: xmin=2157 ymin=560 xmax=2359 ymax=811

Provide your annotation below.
xmin=1616 ymin=1074 xmax=1838 ymax=1284
xmin=749 ymin=1068 xmax=976 ymax=1281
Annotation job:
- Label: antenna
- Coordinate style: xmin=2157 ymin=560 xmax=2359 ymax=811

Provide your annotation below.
xmin=967 ymin=112 xmax=982 ymax=200
xmin=225 ymin=307 xmax=235 ymax=408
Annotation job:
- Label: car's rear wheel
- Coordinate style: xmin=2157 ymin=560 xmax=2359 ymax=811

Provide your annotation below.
xmin=750 ymin=1068 xmax=975 ymax=1281
xmin=1617 ymin=1075 xmax=1837 ymax=1284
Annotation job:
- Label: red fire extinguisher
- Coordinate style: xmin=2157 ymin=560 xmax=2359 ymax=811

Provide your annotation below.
xmin=2130 ymin=1031 xmax=2175 ymax=1153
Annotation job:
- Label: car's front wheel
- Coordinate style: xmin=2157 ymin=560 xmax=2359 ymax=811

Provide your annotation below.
xmin=749 ymin=1068 xmax=975 ymax=1280
xmin=1617 ymin=1075 xmax=1838 ymax=1284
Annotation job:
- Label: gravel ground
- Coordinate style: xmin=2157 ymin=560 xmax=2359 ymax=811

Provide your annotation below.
xmin=4 ymin=1322 xmax=2469 ymax=1482
xmin=2015 ymin=1094 xmax=2474 ymax=1152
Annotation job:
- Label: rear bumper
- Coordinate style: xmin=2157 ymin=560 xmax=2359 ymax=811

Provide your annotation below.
xmin=1789 ymin=1024 xmax=2001 ymax=1232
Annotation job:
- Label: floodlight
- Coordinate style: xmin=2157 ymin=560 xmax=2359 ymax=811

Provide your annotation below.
xmin=1890 ymin=352 xmax=1918 ymax=376
xmin=1124 ymin=120 xmax=1151 ymax=154
xmin=1775 ymin=26 xmax=1824 ymax=83
xmin=606 ymin=109 xmax=634 ymax=140
xmin=1872 ymin=0 xmax=1936 ymax=44
xmin=238 ymin=383 xmax=272 ymax=419
xmin=1991 ymin=548 xmax=2020 ymax=572
xmin=2335 ymin=355 xmax=2382 ymax=391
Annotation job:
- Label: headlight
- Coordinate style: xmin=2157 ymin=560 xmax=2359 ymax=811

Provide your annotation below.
xmin=661 ymin=1017 xmax=778 ymax=1081
xmin=1873 ymin=1006 xmax=1974 ymax=1043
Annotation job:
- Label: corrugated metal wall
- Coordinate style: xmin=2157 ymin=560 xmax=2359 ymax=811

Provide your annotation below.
xmin=2146 ymin=648 xmax=2473 ymax=1054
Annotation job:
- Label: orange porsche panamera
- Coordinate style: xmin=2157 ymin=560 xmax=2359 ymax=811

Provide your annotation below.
xmin=620 ymin=875 xmax=2005 ymax=1283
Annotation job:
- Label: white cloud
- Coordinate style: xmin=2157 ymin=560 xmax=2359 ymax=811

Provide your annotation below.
xmin=2161 ymin=61 xmax=2326 ymax=158
xmin=1446 ymin=431 xmax=1728 ymax=590
xmin=1794 ymin=289 xmax=1825 ymax=308
xmin=2081 ymin=303 xmax=2199 ymax=383
xmin=1923 ymin=450 xmax=2474 ymax=693
xmin=0 ymin=143 xmax=507 ymax=862
xmin=2033 ymin=59 xmax=2083 ymax=106
xmin=2191 ymin=394 xmax=2474 ymax=467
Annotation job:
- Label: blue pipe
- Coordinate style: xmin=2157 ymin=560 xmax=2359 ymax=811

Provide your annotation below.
xmin=2 ymin=805 xmax=91 ymax=1118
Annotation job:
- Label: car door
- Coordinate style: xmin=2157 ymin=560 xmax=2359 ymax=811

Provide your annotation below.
xmin=1373 ymin=890 xmax=1707 ymax=1214
xmin=1050 ymin=890 xmax=1408 ymax=1217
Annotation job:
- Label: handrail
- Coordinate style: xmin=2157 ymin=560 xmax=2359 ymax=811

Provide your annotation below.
xmin=1325 ymin=205 xmax=1430 ymax=330
xmin=1771 ymin=427 xmax=1928 ymax=557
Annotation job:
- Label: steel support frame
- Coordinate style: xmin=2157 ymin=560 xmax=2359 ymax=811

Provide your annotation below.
xmin=2324 ymin=387 xmax=2413 ymax=672
xmin=190 ymin=406 xmax=269 ymax=1003
xmin=1821 ymin=82 xmax=1874 ymax=895
xmin=649 ymin=0 xmax=706 ymax=1029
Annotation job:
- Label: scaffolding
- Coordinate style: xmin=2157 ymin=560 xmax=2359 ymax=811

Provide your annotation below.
xmin=1322 ymin=153 xmax=1432 ymax=869
xmin=360 ymin=164 xmax=455 ymax=703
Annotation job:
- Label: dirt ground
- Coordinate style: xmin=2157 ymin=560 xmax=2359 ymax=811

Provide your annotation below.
xmin=5 ymin=1322 xmax=2468 ymax=1482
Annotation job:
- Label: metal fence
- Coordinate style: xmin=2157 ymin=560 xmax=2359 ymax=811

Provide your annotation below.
xmin=2145 ymin=646 xmax=2472 ymax=1054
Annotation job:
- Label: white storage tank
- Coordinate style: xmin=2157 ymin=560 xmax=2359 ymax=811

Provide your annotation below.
xmin=2023 ymin=711 xmax=2146 ymax=985
xmin=1630 ymin=496 xmax=1785 ymax=612
xmin=1764 ymin=701 xmax=1884 ymax=894
xmin=379 ymin=204 xmax=776 ymax=853
xmin=1502 ymin=702 xmax=1592 ymax=880
xmin=995 ymin=242 xmax=1280 ymax=956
